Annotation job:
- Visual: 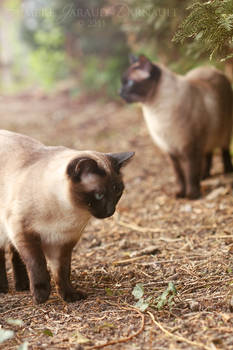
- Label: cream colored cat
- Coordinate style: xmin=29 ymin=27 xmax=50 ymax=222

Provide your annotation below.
xmin=0 ymin=130 xmax=134 ymax=303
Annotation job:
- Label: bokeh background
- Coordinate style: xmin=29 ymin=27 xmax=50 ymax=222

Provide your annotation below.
xmin=1 ymin=0 xmax=232 ymax=97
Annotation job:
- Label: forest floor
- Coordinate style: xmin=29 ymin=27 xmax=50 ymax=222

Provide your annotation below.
xmin=0 ymin=91 xmax=233 ymax=350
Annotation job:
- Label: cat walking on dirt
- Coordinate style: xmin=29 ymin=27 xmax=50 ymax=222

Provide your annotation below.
xmin=120 ymin=55 xmax=233 ymax=199
xmin=0 ymin=130 xmax=134 ymax=303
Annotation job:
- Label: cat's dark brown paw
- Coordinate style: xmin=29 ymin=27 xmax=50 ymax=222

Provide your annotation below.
xmin=175 ymin=190 xmax=186 ymax=198
xmin=186 ymin=190 xmax=201 ymax=200
xmin=32 ymin=281 xmax=51 ymax=304
xmin=60 ymin=288 xmax=86 ymax=302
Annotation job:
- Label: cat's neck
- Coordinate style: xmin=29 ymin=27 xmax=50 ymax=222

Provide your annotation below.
xmin=25 ymin=150 xmax=92 ymax=244
xmin=142 ymin=66 xmax=187 ymax=116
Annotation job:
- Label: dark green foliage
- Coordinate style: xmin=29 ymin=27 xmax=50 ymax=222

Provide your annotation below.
xmin=174 ymin=0 xmax=233 ymax=60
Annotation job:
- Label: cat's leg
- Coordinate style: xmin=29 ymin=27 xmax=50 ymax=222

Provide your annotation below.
xmin=222 ymin=149 xmax=233 ymax=173
xmin=10 ymin=244 xmax=29 ymax=291
xmin=44 ymin=241 xmax=85 ymax=302
xmin=0 ymin=248 xmax=8 ymax=293
xmin=182 ymin=149 xmax=202 ymax=199
xmin=14 ymin=233 xmax=50 ymax=304
xmin=202 ymin=152 xmax=213 ymax=179
xmin=169 ymin=154 xmax=186 ymax=198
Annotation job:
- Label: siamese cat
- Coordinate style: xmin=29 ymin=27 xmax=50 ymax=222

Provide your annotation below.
xmin=0 ymin=130 xmax=134 ymax=304
xmin=120 ymin=54 xmax=233 ymax=199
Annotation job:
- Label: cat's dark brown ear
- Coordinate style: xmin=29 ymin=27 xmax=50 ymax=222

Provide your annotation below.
xmin=138 ymin=54 xmax=153 ymax=72
xmin=138 ymin=55 xmax=160 ymax=80
xmin=107 ymin=152 xmax=135 ymax=171
xmin=67 ymin=157 xmax=101 ymax=181
xmin=129 ymin=54 xmax=138 ymax=64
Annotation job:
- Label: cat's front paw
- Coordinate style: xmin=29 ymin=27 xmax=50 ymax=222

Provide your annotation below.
xmin=60 ymin=287 xmax=86 ymax=302
xmin=32 ymin=281 xmax=51 ymax=304
xmin=175 ymin=189 xmax=186 ymax=198
xmin=186 ymin=189 xmax=201 ymax=200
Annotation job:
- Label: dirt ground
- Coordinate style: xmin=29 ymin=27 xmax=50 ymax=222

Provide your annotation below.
xmin=0 ymin=92 xmax=233 ymax=350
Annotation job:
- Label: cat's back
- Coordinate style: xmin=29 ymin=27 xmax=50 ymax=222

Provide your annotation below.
xmin=185 ymin=66 xmax=222 ymax=81
xmin=185 ymin=67 xmax=232 ymax=150
xmin=185 ymin=66 xmax=232 ymax=96
xmin=0 ymin=130 xmax=73 ymax=203
xmin=185 ymin=66 xmax=232 ymax=119
xmin=0 ymin=130 xmax=71 ymax=168
xmin=0 ymin=129 xmax=44 ymax=159
xmin=0 ymin=130 xmax=74 ymax=224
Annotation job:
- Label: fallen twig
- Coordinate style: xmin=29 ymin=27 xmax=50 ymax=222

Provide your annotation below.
xmin=116 ymin=219 xmax=161 ymax=233
xmin=148 ymin=311 xmax=212 ymax=350
xmin=112 ymin=255 xmax=150 ymax=266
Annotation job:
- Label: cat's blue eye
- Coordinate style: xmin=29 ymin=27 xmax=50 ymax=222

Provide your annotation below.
xmin=127 ymin=79 xmax=134 ymax=88
xmin=95 ymin=193 xmax=104 ymax=201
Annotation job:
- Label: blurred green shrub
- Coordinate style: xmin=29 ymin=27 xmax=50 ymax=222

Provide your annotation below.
xmin=28 ymin=28 xmax=70 ymax=89
xmin=19 ymin=0 xmax=129 ymax=95
xmin=81 ymin=55 xmax=128 ymax=97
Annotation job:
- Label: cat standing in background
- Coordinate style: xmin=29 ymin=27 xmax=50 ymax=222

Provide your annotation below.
xmin=120 ymin=55 xmax=233 ymax=199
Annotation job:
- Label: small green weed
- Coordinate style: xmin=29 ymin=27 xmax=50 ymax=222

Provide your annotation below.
xmin=132 ymin=282 xmax=177 ymax=312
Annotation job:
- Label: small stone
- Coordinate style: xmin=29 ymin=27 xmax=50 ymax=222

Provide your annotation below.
xmin=189 ymin=300 xmax=200 ymax=311
xmin=89 ymin=238 xmax=101 ymax=248
xmin=180 ymin=204 xmax=192 ymax=213
xmin=219 ymin=203 xmax=226 ymax=210
xmin=119 ymin=238 xmax=130 ymax=249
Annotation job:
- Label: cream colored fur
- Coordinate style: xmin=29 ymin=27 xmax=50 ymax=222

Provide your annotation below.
xmin=141 ymin=65 xmax=232 ymax=155
xmin=0 ymin=130 xmax=113 ymax=251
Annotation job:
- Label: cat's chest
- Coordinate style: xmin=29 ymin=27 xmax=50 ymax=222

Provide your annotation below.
xmin=35 ymin=209 xmax=91 ymax=245
xmin=142 ymin=105 xmax=177 ymax=153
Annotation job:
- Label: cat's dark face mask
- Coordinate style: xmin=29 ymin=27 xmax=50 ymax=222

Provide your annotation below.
xmin=120 ymin=54 xmax=161 ymax=103
xmin=67 ymin=152 xmax=134 ymax=219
